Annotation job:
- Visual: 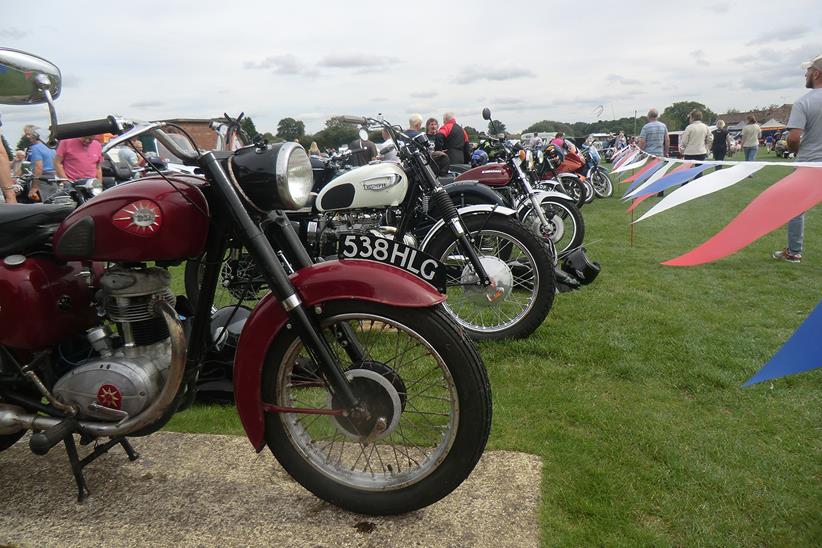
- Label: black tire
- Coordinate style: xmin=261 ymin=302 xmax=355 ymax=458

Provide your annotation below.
xmin=423 ymin=213 xmax=555 ymax=340
xmin=520 ymin=197 xmax=585 ymax=257
xmin=0 ymin=431 xmax=24 ymax=452
xmin=590 ymin=168 xmax=613 ymax=198
xmin=262 ymin=301 xmax=491 ymax=515
xmin=582 ymin=178 xmax=595 ymax=204
xmin=557 ymin=174 xmax=586 ymax=209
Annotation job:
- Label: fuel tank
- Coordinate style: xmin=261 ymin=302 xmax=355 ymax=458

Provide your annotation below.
xmin=315 ymin=163 xmax=408 ymax=212
xmin=53 ymin=176 xmax=210 ymax=262
xmin=0 ymin=256 xmax=98 ymax=350
xmin=454 ymin=163 xmax=512 ymax=187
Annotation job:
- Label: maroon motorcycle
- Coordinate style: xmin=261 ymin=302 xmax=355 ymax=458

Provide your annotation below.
xmin=0 ymin=49 xmax=491 ymax=515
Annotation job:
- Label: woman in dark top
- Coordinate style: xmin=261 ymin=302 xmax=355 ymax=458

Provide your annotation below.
xmin=711 ymin=119 xmax=729 ymax=170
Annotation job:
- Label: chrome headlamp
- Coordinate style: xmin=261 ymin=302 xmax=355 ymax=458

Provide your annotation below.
xmin=230 ymin=142 xmax=313 ymax=211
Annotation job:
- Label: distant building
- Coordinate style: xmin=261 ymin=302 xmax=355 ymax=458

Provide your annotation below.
xmin=717 ymin=104 xmax=792 ymax=132
xmin=160 ymin=118 xmax=222 ymax=150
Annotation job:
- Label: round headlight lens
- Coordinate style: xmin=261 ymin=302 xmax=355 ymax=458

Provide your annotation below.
xmin=276 ymin=143 xmax=312 ymax=209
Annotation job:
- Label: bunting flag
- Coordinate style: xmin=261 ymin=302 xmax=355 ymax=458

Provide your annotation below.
xmin=612 ymin=154 xmax=650 ymax=174
xmin=624 ymin=162 xmax=688 ymax=200
xmin=663 ymin=168 xmax=822 ymax=266
xmin=627 ymin=164 xmax=715 ymax=197
xmin=611 ymin=146 xmax=638 ymax=166
xmin=627 ymin=193 xmax=654 ymax=213
xmin=744 ymin=299 xmax=822 ymax=386
xmin=622 ymin=158 xmax=662 ymax=184
xmin=612 ymin=147 xmax=641 ymax=170
xmin=634 ymin=164 xmax=765 ymax=223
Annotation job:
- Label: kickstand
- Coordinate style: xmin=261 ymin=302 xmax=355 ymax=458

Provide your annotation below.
xmin=63 ymin=435 xmax=140 ymax=503
xmin=63 ymin=435 xmax=90 ymax=502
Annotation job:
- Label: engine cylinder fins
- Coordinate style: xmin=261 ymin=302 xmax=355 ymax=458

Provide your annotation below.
xmin=104 ymin=289 xmax=175 ymax=323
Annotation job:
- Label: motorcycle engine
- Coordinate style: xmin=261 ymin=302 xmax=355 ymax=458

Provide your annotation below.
xmin=307 ymin=211 xmax=417 ymax=255
xmin=53 ymin=267 xmax=176 ymax=421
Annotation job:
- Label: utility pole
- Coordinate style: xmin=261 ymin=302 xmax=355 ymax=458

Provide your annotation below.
xmin=633 ymin=110 xmax=637 ymax=136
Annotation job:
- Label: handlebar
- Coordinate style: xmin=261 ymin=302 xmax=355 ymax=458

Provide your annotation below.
xmin=337 ymin=115 xmax=369 ymax=126
xmin=52 ymin=116 xmax=120 ymax=140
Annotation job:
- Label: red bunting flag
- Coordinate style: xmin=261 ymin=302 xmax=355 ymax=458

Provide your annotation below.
xmin=663 ymin=168 xmax=822 ymax=266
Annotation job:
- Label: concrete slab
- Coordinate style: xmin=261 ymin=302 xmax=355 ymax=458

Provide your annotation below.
xmin=0 ymin=432 xmax=541 ymax=547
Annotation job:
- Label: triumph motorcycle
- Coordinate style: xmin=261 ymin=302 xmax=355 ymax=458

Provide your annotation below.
xmin=0 ymin=48 xmax=491 ymax=515
xmin=187 ymin=117 xmax=556 ymax=341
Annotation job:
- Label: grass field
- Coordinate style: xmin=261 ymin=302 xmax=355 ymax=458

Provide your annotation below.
xmin=166 ymin=148 xmax=821 ymax=546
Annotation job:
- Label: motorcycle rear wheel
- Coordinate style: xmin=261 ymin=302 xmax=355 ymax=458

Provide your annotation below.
xmin=423 ymin=214 xmax=555 ymax=340
xmin=262 ymin=301 xmax=491 ymax=515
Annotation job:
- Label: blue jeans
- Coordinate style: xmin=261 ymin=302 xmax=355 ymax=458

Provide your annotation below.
xmin=743 ymin=146 xmax=757 ymax=161
xmin=788 ymin=213 xmax=804 ymax=253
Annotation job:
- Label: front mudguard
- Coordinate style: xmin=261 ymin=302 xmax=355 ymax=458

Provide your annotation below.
xmin=233 ymin=259 xmax=445 ymax=451
xmin=513 ymin=189 xmax=574 ymax=220
xmin=419 ymin=204 xmax=517 ymax=250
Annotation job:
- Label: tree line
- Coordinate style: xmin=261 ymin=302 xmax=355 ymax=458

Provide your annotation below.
xmin=524 ymin=101 xmax=719 ymax=137
xmin=233 ymin=100 xmax=720 ymax=151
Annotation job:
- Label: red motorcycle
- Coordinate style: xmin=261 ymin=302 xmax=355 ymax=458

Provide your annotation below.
xmin=0 ymin=49 xmax=491 ymax=515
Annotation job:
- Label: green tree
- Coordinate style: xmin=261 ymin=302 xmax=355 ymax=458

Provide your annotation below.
xmin=464 ymin=126 xmax=479 ymax=143
xmin=276 ymin=117 xmax=305 ymax=142
xmin=311 ymin=118 xmax=360 ymax=150
xmin=1 ymin=135 xmax=12 ymax=160
xmin=240 ymin=117 xmax=259 ymax=140
xmin=660 ymin=101 xmax=717 ymax=131
xmin=488 ymin=120 xmax=506 ymax=135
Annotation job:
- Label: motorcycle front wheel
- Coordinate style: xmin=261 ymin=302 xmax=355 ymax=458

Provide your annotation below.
xmin=589 ymin=167 xmax=613 ymax=198
xmin=520 ymin=197 xmax=584 ymax=257
xmin=423 ymin=214 xmax=555 ymax=340
xmin=262 ymin=301 xmax=491 ymax=515
xmin=554 ymin=173 xmax=586 ymax=209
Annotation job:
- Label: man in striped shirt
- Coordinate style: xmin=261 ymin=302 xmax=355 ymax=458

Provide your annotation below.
xmin=638 ymin=108 xmax=669 ymax=156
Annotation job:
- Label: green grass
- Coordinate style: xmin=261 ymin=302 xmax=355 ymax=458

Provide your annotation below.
xmin=166 ymin=148 xmax=821 ymax=546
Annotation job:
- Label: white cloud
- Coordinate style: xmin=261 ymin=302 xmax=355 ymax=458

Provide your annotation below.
xmin=1 ymin=0 xmax=819 ymax=141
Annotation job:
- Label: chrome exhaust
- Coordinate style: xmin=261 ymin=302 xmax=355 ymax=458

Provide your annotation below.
xmin=0 ymin=300 xmax=186 ymax=439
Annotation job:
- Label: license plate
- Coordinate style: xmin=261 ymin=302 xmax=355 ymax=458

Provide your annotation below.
xmin=338 ymin=233 xmax=446 ymax=293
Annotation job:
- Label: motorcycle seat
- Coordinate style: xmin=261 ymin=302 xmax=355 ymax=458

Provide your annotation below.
xmin=0 ymin=203 xmax=75 ymax=256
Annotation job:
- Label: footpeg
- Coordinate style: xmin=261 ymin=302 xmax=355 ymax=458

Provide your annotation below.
xmin=29 ymin=418 xmax=78 ymax=455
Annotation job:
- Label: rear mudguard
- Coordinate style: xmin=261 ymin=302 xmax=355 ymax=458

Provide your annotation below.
xmin=234 ymin=259 xmax=445 ymax=451
xmin=444 ymin=180 xmax=507 ymax=208
xmin=419 ymin=204 xmax=517 ymax=250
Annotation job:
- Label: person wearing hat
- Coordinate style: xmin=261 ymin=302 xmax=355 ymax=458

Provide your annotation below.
xmin=0 ymin=114 xmax=17 ymax=203
xmin=772 ymin=53 xmax=822 ymax=263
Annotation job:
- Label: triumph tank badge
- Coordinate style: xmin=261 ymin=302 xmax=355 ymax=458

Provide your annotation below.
xmin=97 ymin=384 xmax=122 ymax=410
xmin=112 ymin=200 xmax=163 ymax=236
xmin=362 ymin=174 xmax=401 ymax=191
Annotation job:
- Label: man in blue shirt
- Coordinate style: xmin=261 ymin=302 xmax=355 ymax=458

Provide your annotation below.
xmin=23 ymin=125 xmax=57 ymax=201
xmin=638 ymin=108 xmax=670 ymax=196
xmin=638 ymin=108 xmax=669 ymax=156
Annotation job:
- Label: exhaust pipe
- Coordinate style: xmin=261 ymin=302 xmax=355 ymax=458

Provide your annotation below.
xmin=0 ymin=300 xmax=187 ymax=439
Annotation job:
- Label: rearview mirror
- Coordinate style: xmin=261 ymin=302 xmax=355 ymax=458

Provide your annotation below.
xmin=481 ymin=107 xmax=491 ymax=121
xmin=0 ymin=48 xmax=61 ymax=105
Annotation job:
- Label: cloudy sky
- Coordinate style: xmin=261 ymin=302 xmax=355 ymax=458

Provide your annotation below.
xmin=1 ymin=0 xmax=819 ymax=144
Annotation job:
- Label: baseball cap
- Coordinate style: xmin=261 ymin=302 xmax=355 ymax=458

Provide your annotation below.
xmin=800 ymin=53 xmax=822 ymax=71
